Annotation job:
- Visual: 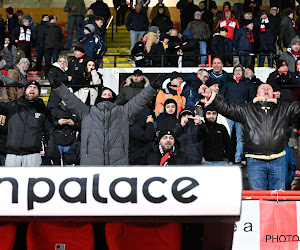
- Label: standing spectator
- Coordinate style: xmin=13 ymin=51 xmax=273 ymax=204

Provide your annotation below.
xmin=148 ymin=33 xmax=170 ymax=67
xmin=208 ymin=57 xmax=228 ymax=90
xmin=285 ymin=145 xmax=296 ymax=190
xmin=167 ymin=29 xmax=182 ymax=67
xmin=34 ymin=14 xmax=49 ymax=72
xmin=150 ymin=0 xmax=170 ymax=21
xmin=233 ymin=0 xmax=244 ymax=22
xmin=131 ymin=32 xmax=148 ymax=67
xmin=48 ymin=56 xmax=70 ymax=109
xmin=145 ymin=26 xmax=159 ymax=53
xmin=1 ymin=58 xmax=30 ymax=101
xmin=113 ymin=0 xmax=128 ymax=26
xmin=186 ymin=11 xmax=211 ymax=65
xmin=176 ymin=0 xmax=188 ymax=14
xmin=90 ymin=0 xmax=111 ymax=23
xmin=269 ymin=6 xmax=281 ymax=37
xmin=16 ymin=10 xmax=34 ymax=31
xmin=257 ymin=10 xmax=276 ymax=67
xmin=0 ymin=80 xmax=56 ymax=167
xmin=279 ymin=8 xmax=297 ymax=49
xmin=64 ymin=0 xmax=86 ymax=50
xmin=220 ymin=64 xmax=256 ymax=163
xmin=12 ymin=18 xmax=33 ymax=65
xmin=126 ymin=3 xmax=149 ymax=51
xmin=280 ymin=36 xmax=300 ymax=73
xmin=180 ymin=0 xmax=200 ymax=32
xmin=233 ymin=19 xmax=255 ymax=68
xmin=211 ymin=27 xmax=228 ymax=63
xmin=151 ymin=7 xmax=173 ymax=34
xmin=5 ymin=7 xmax=18 ymax=36
xmin=198 ymin=0 xmax=213 ymax=28
xmin=156 ymin=98 xmax=179 ymax=132
xmin=116 ymin=69 xmax=150 ymax=105
xmin=155 ymin=71 xmax=186 ymax=117
xmin=43 ymin=15 xmax=65 ymax=77
xmin=215 ymin=10 xmax=239 ymax=65
xmin=84 ymin=8 xmax=96 ymax=25
xmin=2 ymin=36 xmax=18 ymax=71
xmin=210 ymin=2 xmax=223 ymax=29
xmin=0 ymin=98 xmax=8 ymax=165
xmin=51 ymin=100 xmax=80 ymax=165
xmin=0 ymin=14 xmax=6 ymax=46
xmin=243 ymin=0 xmax=260 ymax=19
xmin=202 ymin=105 xmax=234 ymax=165
xmin=180 ymin=29 xmax=200 ymax=67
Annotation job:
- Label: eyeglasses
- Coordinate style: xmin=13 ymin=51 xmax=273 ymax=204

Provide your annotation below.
xmin=58 ymin=60 xmax=67 ymax=63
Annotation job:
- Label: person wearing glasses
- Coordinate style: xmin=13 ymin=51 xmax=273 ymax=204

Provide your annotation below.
xmin=47 ymin=56 xmax=71 ymax=109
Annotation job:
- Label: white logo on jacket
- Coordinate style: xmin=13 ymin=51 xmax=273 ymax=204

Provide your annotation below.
xmin=35 ymin=113 xmax=41 ymax=119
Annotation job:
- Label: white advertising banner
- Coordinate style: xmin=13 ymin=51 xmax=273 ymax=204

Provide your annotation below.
xmin=0 ymin=166 xmax=242 ymax=217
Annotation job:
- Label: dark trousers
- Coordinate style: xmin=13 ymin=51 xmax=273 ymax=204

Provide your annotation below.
xmin=45 ymin=48 xmax=60 ymax=77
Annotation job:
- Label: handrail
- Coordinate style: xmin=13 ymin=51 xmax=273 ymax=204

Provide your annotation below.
xmin=242 ymin=190 xmax=300 ymax=201
xmin=106 ymin=16 xmax=114 ymax=41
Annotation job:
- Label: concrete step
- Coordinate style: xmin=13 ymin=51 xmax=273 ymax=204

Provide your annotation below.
xmin=103 ymin=63 xmax=133 ymax=67
xmin=103 ymin=57 xmax=131 ymax=62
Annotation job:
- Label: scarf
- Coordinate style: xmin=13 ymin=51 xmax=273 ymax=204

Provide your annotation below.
xmin=246 ymin=28 xmax=254 ymax=43
xmin=278 ymin=70 xmax=288 ymax=76
xmin=260 ymin=17 xmax=269 ymax=32
xmin=287 ymin=47 xmax=300 ymax=59
xmin=292 ymin=19 xmax=297 ymax=31
xmin=159 ymin=144 xmax=175 ymax=166
xmin=233 ymin=75 xmax=241 ymax=82
xmin=161 ymin=41 xmax=168 ymax=50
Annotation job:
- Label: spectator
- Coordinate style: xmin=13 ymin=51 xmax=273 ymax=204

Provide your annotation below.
xmin=51 ymin=73 xmax=161 ymax=166
xmin=12 ymin=18 xmax=33 ymax=65
xmin=186 ymin=11 xmax=211 ymax=65
xmin=280 ymin=36 xmax=300 ymax=73
xmin=84 ymin=8 xmax=96 ymax=25
xmin=151 ymin=7 xmax=173 ymax=34
xmin=66 ymin=45 xmax=93 ymax=92
xmin=279 ymin=8 xmax=297 ymax=49
xmin=180 ymin=0 xmax=200 ymax=31
xmin=267 ymin=59 xmax=299 ymax=103
xmin=285 ymin=144 xmax=296 ymax=190
xmin=90 ymin=0 xmax=111 ymax=23
xmin=0 ymin=98 xmax=8 ymax=165
xmin=51 ymin=100 xmax=80 ymax=165
xmin=155 ymin=71 xmax=186 ymax=117
xmin=65 ymin=136 xmax=81 ymax=165
xmin=210 ymin=2 xmax=223 ymax=29
xmin=269 ymin=6 xmax=281 ymax=37
xmin=0 ymin=14 xmax=6 ymax=46
xmin=34 ymin=14 xmax=49 ymax=72
xmin=198 ymin=0 xmax=213 ymax=28
xmin=2 ymin=36 xmax=18 ymax=71
xmin=129 ymin=109 xmax=154 ymax=165
xmin=16 ymin=10 xmax=34 ymax=31
xmin=257 ymin=10 xmax=276 ymax=67
xmin=64 ymin=0 xmax=86 ymax=50
xmin=5 ymin=7 xmax=18 ymax=36
xmin=199 ymin=83 xmax=300 ymax=190
xmin=208 ymin=57 xmax=228 ymax=90
xmin=180 ymin=29 xmax=200 ymax=67
xmin=0 ymin=80 xmax=56 ymax=167
xmin=176 ymin=0 xmax=188 ymax=13
xmin=94 ymin=16 xmax=106 ymax=40
xmin=167 ymin=29 xmax=182 ymax=67
xmin=43 ymin=15 xmax=65 ymax=77
xmin=113 ymin=0 xmax=128 ymax=26
xmin=202 ymin=105 xmax=234 ymax=165
xmin=244 ymin=65 xmax=263 ymax=90
xmin=74 ymin=59 xmax=102 ymax=105
xmin=215 ymin=10 xmax=239 ymax=65
xmin=126 ymin=3 xmax=149 ymax=50
xmin=131 ymin=32 xmax=148 ymax=67
xmin=148 ymin=33 xmax=170 ymax=67
xmin=173 ymin=108 xmax=207 ymax=164
xmin=220 ymin=64 xmax=256 ymax=163
xmin=156 ymin=98 xmax=179 ymax=132
xmin=136 ymin=0 xmax=151 ymax=12
xmin=233 ymin=19 xmax=255 ymax=69
xmin=150 ymin=0 xmax=170 ymax=21
xmin=243 ymin=0 xmax=260 ymax=19
xmin=239 ymin=11 xmax=252 ymax=26
xmin=211 ymin=27 xmax=228 ymax=64
xmin=117 ymin=69 xmax=150 ymax=105
xmin=145 ymin=26 xmax=159 ymax=53
xmin=233 ymin=0 xmax=244 ymax=22
xmin=2 ymin=58 xmax=30 ymax=101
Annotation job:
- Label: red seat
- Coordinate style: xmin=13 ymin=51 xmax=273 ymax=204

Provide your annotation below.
xmin=0 ymin=223 xmax=17 ymax=249
xmin=26 ymin=222 xmax=94 ymax=250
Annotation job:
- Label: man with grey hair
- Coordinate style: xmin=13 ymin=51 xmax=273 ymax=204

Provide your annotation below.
xmin=2 ymin=58 xmax=30 ymax=101
xmin=279 ymin=36 xmax=300 ymax=73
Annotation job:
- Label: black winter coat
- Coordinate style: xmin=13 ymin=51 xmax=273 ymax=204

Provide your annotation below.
xmin=65 ymin=137 xmax=81 ymax=165
xmin=233 ymin=27 xmax=254 ymax=53
xmin=180 ymin=3 xmax=200 ymax=31
xmin=149 ymin=42 xmax=169 ymax=66
xmin=168 ymin=36 xmax=181 ymax=67
xmin=0 ymin=96 xmax=56 ymax=155
xmin=34 ymin=20 xmax=48 ymax=46
xmin=256 ymin=20 xmax=276 ymax=53
xmin=151 ymin=13 xmax=173 ymax=34
xmin=156 ymin=113 xmax=179 ymax=131
xmin=181 ymin=37 xmax=200 ymax=67
xmin=210 ymin=33 xmax=227 ymax=62
xmin=90 ymin=1 xmax=111 ymax=22
xmin=126 ymin=10 xmax=149 ymax=31
xmin=43 ymin=23 xmax=65 ymax=50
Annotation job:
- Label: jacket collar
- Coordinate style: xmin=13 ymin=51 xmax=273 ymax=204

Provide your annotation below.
xmin=253 ymin=96 xmax=277 ymax=104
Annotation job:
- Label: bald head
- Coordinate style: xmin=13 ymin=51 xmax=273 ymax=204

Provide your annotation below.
xmin=257 ymin=84 xmax=273 ymax=100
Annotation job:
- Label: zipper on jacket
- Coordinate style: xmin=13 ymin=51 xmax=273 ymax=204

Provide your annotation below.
xmin=265 ymin=109 xmax=269 ymax=155
xmin=20 ymin=111 xmax=29 ymax=150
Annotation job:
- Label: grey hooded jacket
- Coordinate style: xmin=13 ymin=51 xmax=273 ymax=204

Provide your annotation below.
xmin=54 ymin=84 xmax=156 ymax=165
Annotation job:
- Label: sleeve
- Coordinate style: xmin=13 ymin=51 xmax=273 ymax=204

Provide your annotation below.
xmin=0 ymin=102 xmax=11 ymax=116
xmin=11 ymin=47 xmax=18 ymax=66
xmin=222 ymin=125 xmax=234 ymax=161
xmin=130 ymin=122 xmax=154 ymax=142
xmin=116 ymin=89 xmax=127 ymax=105
xmin=43 ymin=108 xmax=57 ymax=156
xmin=154 ymin=90 xmax=165 ymax=117
xmin=126 ymin=14 xmax=132 ymax=31
xmin=64 ymin=0 xmax=72 ymax=12
xmin=196 ymin=122 xmax=207 ymax=141
xmin=0 ymin=71 xmax=17 ymax=85
xmin=233 ymin=29 xmax=241 ymax=50
xmin=173 ymin=122 xmax=185 ymax=138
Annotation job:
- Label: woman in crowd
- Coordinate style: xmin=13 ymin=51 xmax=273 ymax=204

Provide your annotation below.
xmin=2 ymin=36 xmax=18 ymax=70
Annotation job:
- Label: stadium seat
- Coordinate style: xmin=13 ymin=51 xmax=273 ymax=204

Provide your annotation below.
xmin=0 ymin=223 xmax=17 ymax=250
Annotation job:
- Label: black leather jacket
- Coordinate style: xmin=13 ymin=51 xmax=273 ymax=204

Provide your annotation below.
xmin=211 ymin=94 xmax=300 ymax=157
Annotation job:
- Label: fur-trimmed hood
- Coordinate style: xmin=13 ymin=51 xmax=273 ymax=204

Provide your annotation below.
xmin=124 ymin=75 xmax=150 ymax=88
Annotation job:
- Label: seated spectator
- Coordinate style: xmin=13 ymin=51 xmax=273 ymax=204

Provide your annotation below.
xmin=155 ymin=71 xmax=186 ymax=117
xmin=280 ymin=36 xmax=300 ymax=73
xmin=244 ymin=65 xmax=263 ymax=90
xmin=167 ymin=29 xmax=182 ymax=67
xmin=186 ymin=11 xmax=211 ymax=65
xmin=267 ymin=59 xmax=299 ymax=103
xmin=2 ymin=58 xmax=30 ymax=101
xmin=210 ymin=27 xmax=228 ymax=64
xmin=208 ymin=57 xmax=228 ymax=90
xmin=149 ymin=0 xmax=170 ymax=21
xmin=257 ymin=10 xmax=276 ymax=67
xmin=202 ymin=105 xmax=234 ymax=165
xmin=151 ymin=7 xmax=173 ymax=34
xmin=116 ymin=69 xmax=150 ymax=105
xmin=131 ymin=33 xmax=149 ymax=67
xmin=279 ymin=8 xmax=297 ymax=48
xmin=156 ymin=98 xmax=179 ymax=132
xmin=146 ymin=26 xmax=159 ymax=53
xmin=74 ymin=59 xmax=103 ymax=105
xmin=148 ymin=33 xmax=170 ymax=67
xmin=180 ymin=0 xmax=200 ymax=31
xmin=173 ymin=108 xmax=207 ymax=164
xmin=233 ymin=19 xmax=255 ymax=69
xmin=2 ymin=36 xmax=18 ymax=71
xmin=243 ymin=0 xmax=260 ymax=19
xmin=129 ymin=109 xmax=154 ymax=165
xmin=285 ymin=144 xmax=296 ymax=190
xmin=51 ymin=100 xmax=80 ymax=165
xmin=180 ymin=29 xmax=200 ymax=67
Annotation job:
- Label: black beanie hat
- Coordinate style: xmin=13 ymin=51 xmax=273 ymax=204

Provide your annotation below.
xmin=25 ymin=80 xmax=41 ymax=95
xmin=157 ymin=129 xmax=176 ymax=142
xmin=170 ymin=71 xmax=182 ymax=81
xmin=276 ymin=59 xmax=287 ymax=70
xmin=205 ymin=78 xmax=218 ymax=88
xmin=72 ymin=44 xmax=85 ymax=53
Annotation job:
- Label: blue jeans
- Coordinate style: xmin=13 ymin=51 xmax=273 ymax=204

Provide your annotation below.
xmin=224 ymin=38 xmax=233 ymax=64
xmin=202 ymin=161 xmax=229 ymax=165
xmin=67 ymin=15 xmax=84 ymax=50
xmin=227 ymin=119 xmax=244 ymax=162
xmin=199 ymin=41 xmax=207 ymax=64
xmin=130 ymin=30 xmax=145 ymax=51
xmin=247 ymin=156 xmax=286 ymax=190
xmin=58 ymin=145 xmax=71 ymax=166
xmin=238 ymin=50 xmax=252 ymax=68
xmin=258 ymin=54 xmax=272 ymax=67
